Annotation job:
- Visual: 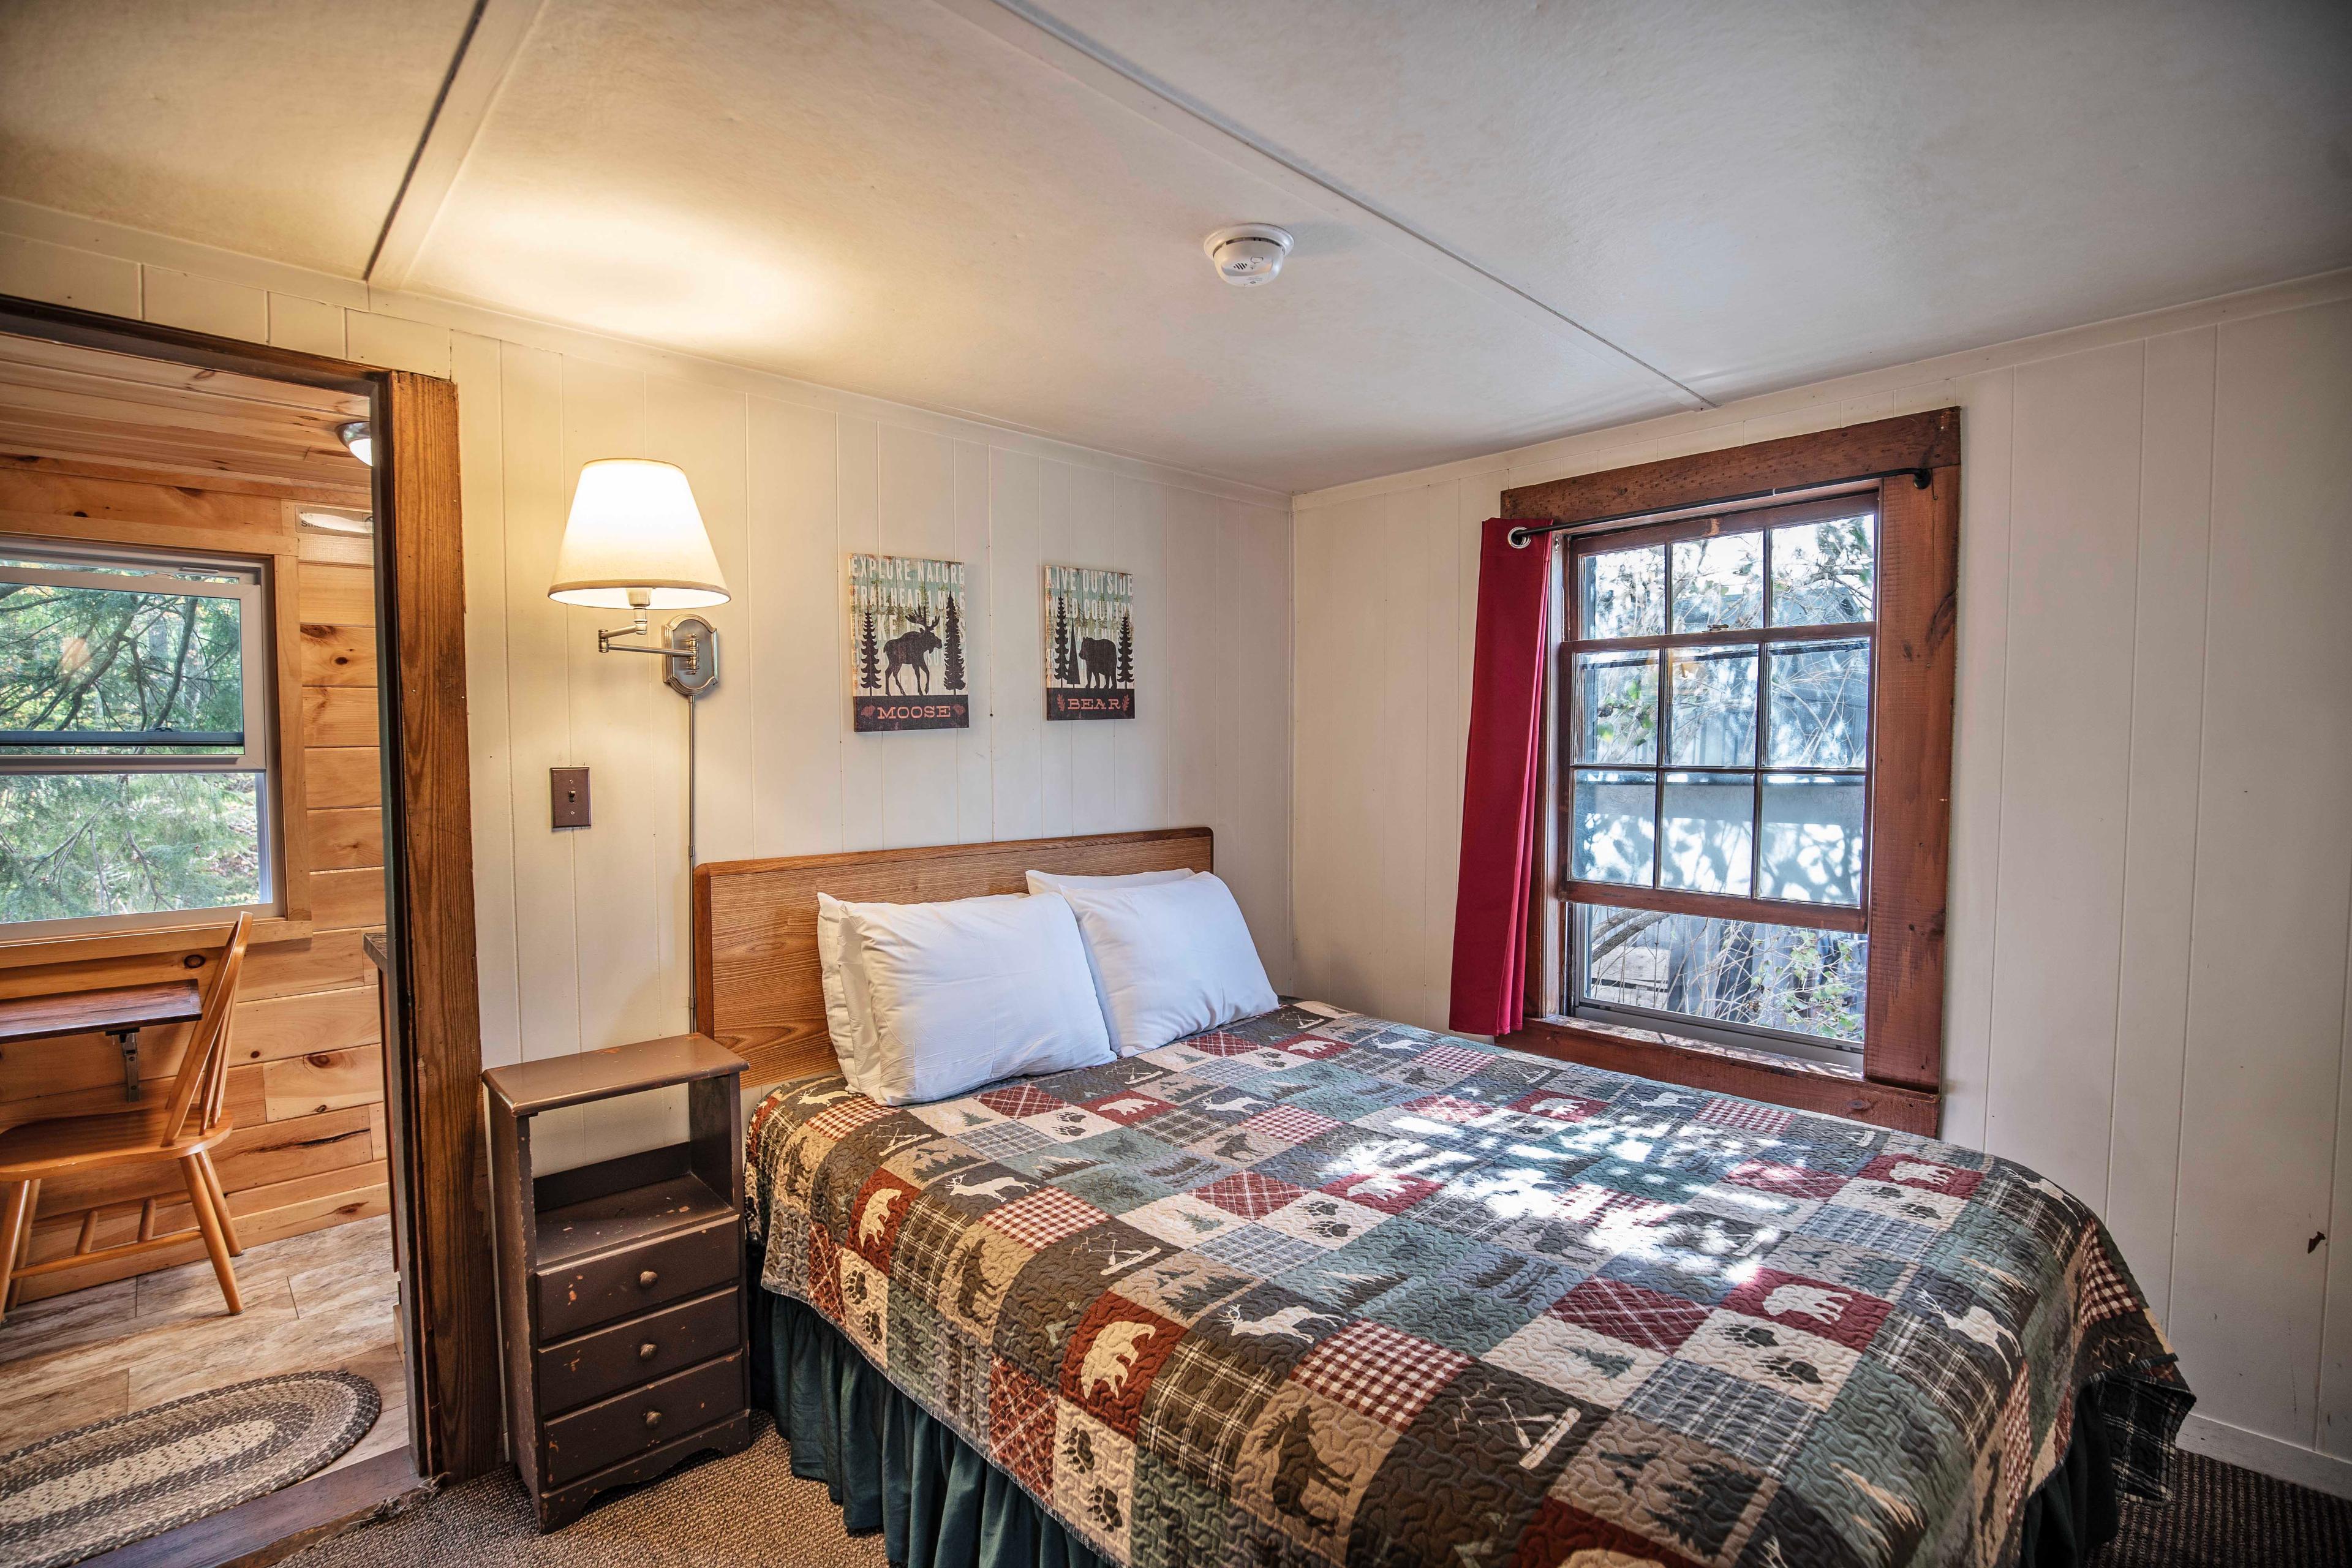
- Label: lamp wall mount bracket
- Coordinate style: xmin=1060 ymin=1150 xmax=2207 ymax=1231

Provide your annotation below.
xmin=595 ymin=613 xmax=720 ymax=700
xmin=661 ymin=616 xmax=719 ymax=699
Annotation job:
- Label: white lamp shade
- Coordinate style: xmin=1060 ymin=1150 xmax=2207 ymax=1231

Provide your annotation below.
xmin=548 ymin=459 xmax=729 ymax=609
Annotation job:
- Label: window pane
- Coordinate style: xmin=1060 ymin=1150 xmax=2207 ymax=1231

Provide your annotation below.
xmin=1659 ymin=772 xmax=1752 ymax=894
xmin=0 ymin=555 xmax=243 ymax=584
xmin=1765 ymin=638 xmax=1869 ymax=768
xmin=1573 ymin=650 xmax=1657 ymax=764
xmin=1578 ymin=903 xmax=1866 ymax=1046
xmin=1578 ymin=545 xmax=1662 ymax=639
xmin=1671 ymin=533 xmax=1762 ymax=632
xmin=1769 ymin=514 xmax=1874 ymax=626
xmin=1570 ymin=769 xmax=1655 ymax=886
xmin=0 ymin=580 xmax=244 ymax=753
xmin=1667 ymin=646 xmax=1757 ymax=766
xmin=0 ymin=772 xmax=262 ymax=924
xmin=1758 ymin=773 xmax=1865 ymax=905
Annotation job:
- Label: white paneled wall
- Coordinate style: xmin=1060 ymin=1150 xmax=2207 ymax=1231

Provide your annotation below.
xmin=1294 ymin=476 xmax=1492 ymax=1033
xmin=1292 ymin=279 xmax=2352 ymax=1482
xmin=0 ymin=218 xmax=1294 ymax=1176
xmin=452 ymin=347 xmax=1293 ymax=1168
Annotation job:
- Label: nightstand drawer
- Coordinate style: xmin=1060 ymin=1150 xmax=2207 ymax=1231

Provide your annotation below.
xmin=536 ymin=1217 xmax=737 ymax=1341
xmin=537 ymin=1286 xmax=740 ymax=1415
xmin=541 ymin=1348 xmax=745 ymax=1488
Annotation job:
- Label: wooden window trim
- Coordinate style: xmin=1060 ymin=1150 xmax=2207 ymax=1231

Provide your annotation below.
xmin=1507 ymin=1015 xmax=1941 ymax=1134
xmin=0 ymin=915 xmax=314 ymax=969
xmin=1501 ymin=409 xmax=1961 ymax=1133
xmin=0 ymin=293 xmax=500 ymax=1485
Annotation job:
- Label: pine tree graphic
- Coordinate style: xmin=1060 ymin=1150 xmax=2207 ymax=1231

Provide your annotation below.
xmin=858 ymin=609 xmax=880 ymax=692
xmin=1116 ymin=609 xmax=1133 ymax=689
xmin=1052 ymin=594 xmax=1072 ymax=685
xmin=941 ymin=594 xmax=966 ymax=692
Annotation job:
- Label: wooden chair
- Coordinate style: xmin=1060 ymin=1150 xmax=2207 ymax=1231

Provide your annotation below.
xmin=0 ymin=913 xmax=252 ymax=1320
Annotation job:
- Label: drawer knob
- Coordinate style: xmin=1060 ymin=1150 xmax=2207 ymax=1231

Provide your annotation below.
xmin=643 ymin=1409 xmax=662 ymax=1431
xmin=638 ymin=1341 xmax=658 ymax=1362
xmin=638 ymin=1269 xmax=659 ymax=1289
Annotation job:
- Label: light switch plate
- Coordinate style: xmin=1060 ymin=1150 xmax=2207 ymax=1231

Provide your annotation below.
xmin=550 ymin=766 xmax=590 ymax=829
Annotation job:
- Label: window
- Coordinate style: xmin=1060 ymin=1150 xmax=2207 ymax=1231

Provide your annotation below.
xmin=1561 ymin=498 xmax=1876 ymax=1066
xmin=0 ymin=541 xmax=276 ymax=935
xmin=1506 ymin=409 xmax=1959 ymax=1128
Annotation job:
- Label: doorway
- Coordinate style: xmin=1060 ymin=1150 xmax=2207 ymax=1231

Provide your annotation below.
xmin=0 ymin=296 xmax=496 ymax=1555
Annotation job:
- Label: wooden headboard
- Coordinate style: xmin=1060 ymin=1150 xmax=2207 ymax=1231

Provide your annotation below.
xmin=693 ymin=827 xmax=1213 ymax=1088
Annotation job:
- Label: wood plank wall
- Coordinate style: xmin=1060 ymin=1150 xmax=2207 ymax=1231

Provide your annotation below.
xmin=0 ymin=463 xmax=388 ymax=1302
xmin=1290 ymin=287 xmax=2352 ymax=1472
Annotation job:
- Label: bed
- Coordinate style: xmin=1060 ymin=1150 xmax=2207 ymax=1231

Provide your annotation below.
xmin=701 ymin=831 xmax=2189 ymax=1568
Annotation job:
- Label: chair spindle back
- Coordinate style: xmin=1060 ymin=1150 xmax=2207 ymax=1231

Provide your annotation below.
xmin=162 ymin=912 xmax=252 ymax=1145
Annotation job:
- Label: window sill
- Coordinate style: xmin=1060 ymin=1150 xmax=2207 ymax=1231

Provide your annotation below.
xmin=1501 ymin=1014 xmax=1940 ymax=1134
xmin=0 ymin=916 xmax=314 ymax=970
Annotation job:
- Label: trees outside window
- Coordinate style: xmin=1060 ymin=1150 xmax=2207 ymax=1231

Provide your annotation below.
xmin=1556 ymin=497 xmax=1882 ymax=1066
xmin=0 ymin=543 xmax=273 ymax=932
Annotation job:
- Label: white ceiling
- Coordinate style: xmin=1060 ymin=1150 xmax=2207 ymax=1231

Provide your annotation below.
xmin=0 ymin=0 xmax=477 ymax=276
xmin=2 ymin=0 xmax=2346 ymax=491
xmin=1029 ymin=0 xmax=2352 ymax=401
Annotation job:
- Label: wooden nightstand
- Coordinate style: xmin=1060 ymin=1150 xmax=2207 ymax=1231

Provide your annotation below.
xmin=483 ymin=1035 xmax=752 ymax=1530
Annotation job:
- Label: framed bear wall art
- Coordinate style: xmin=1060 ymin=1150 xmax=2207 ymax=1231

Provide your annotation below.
xmin=848 ymin=553 xmax=970 ymax=731
xmin=1043 ymin=565 xmax=1134 ymax=720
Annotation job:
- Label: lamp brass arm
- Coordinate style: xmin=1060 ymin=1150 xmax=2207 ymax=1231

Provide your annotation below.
xmin=596 ymin=626 xmax=702 ymax=660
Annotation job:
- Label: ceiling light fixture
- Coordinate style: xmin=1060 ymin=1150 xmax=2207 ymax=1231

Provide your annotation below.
xmin=337 ymin=421 xmax=374 ymax=467
xmin=1203 ymin=224 xmax=1294 ymax=287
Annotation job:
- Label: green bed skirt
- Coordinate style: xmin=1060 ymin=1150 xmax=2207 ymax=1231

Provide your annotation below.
xmin=2015 ymin=1385 xmax=2122 ymax=1567
xmin=752 ymin=1283 xmax=1109 ymax=1568
xmin=750 ymin=1276 xmax=2116 ymax=1568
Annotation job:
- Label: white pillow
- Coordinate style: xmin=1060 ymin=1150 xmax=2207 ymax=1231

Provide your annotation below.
xmin=1053 ymin=873 xmax=1278 ymax=1055
xmin=1025 ymin=867 xmax=1196 ymax=1025
xmin=815 ymin=893 xmax=884 ymax=1098
xmin=845 ymin=893 xmax=1113 ymax=1104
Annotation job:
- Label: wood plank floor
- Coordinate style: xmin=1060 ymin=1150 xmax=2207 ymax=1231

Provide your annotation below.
xmin=0 ymin=1215 xmax=406 ymax=1478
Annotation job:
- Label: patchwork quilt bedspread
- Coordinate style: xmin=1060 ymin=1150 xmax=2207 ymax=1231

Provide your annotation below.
xmin=747 ymin=1003 xmax=2188 ymax=1568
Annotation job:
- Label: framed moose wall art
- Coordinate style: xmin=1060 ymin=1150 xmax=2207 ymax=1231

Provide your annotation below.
xmin=1044 ymin=565 xmax=1134 ymax=720
xmin=848 ymin=553 xmax=971 ymax=731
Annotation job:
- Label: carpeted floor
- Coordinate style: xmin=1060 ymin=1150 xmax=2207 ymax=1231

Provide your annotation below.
xmin=285 ymin=1417 xmax=883 ymax=1568
xmin=288 ymin=1416 xmax=2351 ymax=1567
xmin=2092 ymin=1447 xmax=2352 ymax=1567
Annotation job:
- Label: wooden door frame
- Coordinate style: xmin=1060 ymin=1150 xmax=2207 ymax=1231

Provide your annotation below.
xmin=0 ymin=293 xmax=502 ymax=1483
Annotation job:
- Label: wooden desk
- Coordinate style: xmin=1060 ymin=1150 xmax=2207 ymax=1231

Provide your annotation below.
xmin=0 ymin=980 xmax=203 ymax=1100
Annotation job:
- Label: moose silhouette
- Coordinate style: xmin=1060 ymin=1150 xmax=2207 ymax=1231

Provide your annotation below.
xmin=1078 ymin=635 xmax=1118 ymax=688
xmin=884 ymin=606 xmax=943 ymax=695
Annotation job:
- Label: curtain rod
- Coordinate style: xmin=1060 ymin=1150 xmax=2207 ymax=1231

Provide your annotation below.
xmin=1505 ymin=465 xmax=1934 ymax=549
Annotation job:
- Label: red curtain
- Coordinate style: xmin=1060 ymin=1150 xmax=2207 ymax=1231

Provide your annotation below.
xmin=1448 ymin=519 xmax=1555 ymax=1037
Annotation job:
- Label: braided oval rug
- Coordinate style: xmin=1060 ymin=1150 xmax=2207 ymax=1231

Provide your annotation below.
xmin=0 ymin=1370 xmax=378 ymax=1568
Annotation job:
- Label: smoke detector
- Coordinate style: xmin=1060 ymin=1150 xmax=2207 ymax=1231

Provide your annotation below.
xmin=1204 ymin=224 xmax=1293 ymax=287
